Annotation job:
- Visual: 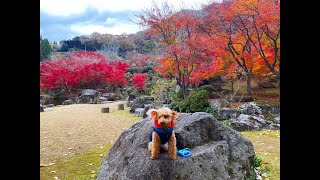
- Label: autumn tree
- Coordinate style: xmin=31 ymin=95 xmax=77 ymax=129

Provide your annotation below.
xmin=229 ymin=0 xmax=280 ymax=81
xmin=132 ymin=73 xmax=147 ymax=92
xmin=200 ymin=1 xmax=276 ymax=95
xmin=40 ymin=51 xmax=129 ymax=96
xmin=137 ymin=1 xmax=212 ymax=98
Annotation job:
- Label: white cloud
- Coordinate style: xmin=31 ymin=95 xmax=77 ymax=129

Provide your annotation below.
xmin=40 ymin=0 xmax=215 ymax=16
xmin=105 ymin=17 xmax=117 ymax=25
xmin=70 ymin=23 xmax=141 ymax=35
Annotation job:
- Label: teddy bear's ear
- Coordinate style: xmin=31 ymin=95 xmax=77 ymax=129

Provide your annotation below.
xmin=147 ymin=109 xmax=158 ymax=120
xmin=171 ymin=110 xmax=178 ymax=120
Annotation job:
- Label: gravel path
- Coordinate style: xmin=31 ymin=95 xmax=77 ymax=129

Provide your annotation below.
xmin=40 ymin=101 xmax=141 ymax=164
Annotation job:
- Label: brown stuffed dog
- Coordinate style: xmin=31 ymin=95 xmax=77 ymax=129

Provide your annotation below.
xmin=147 ymin=107 xmax=178 ymax=160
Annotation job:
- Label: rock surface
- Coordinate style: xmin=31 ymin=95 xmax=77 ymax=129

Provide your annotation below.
xmin=230 ymin=114 xmax=270 ymax=131
xmin=209 ymin=99 xmax=229 ymax=110
xmin=97 ymin=112 xmax=255 ymax=180
xmin=239 ymin=102 xmax=262 ymax=116
xmin=219 ymin=108 xmax=243 ymax=119
xmin=76 ymin=89 xmax=100 ymax=104
xmin=40 ymin=104 xmax=44 ymax=112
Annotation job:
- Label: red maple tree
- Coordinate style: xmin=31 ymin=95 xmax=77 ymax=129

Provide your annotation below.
xmin=40 ymin=51 xmax=129 ymax=96
xmin=132 ymin=73 xmax=147 ymax=90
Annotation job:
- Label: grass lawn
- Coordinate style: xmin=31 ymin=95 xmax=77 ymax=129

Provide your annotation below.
xmin=40 ymin=144 xmax=112 ymax=180
xmin=40 ymin=102 xmax=142 ymax=180
xmin=241 ymin=130 xmax=280 ymax=180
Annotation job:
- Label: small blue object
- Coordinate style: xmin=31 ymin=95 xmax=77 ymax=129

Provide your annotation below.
xmin=177 ymin=148 xmax=191 ymax=157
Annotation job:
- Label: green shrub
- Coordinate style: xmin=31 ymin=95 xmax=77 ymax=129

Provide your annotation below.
xmin=150 ymin=78 xmax=177 ymax=106
xmin=179 ymin=90 xmax=209 ymax=112
xmin=254 ymin=156 xmax=263 ymax=168
xmin=199 ymin=84 xmax=216 ymax=98
xmin=126 ymin=67 xmax=140 ymax=73
xmin=199 ymin=84 xmax=214 ymax=92
xmin=265 ymin=113 xmax=276 ymax=123
xmin=221 ymin=119 xmax=231 ymax=126
xmin=142 ymin=66 xmax=153 ymax=73
xmin=125 ymin=87 xmax=134 ymax=95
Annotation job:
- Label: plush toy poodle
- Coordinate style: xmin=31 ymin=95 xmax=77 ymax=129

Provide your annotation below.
xmin=147 ymin=107 xmax=178 ymax=160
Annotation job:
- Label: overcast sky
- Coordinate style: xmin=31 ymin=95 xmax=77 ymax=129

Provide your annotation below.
xmin=40 ymin=0 xmax=220 ymax=43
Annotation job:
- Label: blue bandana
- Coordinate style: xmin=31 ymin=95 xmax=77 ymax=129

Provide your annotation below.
xmin=149 ymin=125 xmax=174 ymax=144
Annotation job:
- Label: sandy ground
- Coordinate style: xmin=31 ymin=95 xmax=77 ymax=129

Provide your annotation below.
xmin=40 ymin=101 xmax=141 ymax=164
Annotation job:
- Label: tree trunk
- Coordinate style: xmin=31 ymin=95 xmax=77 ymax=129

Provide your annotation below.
xmin=230 ymin=77 xmax=234 ymax=94
xmin=246 ymin=71 xmax=252 ymax=95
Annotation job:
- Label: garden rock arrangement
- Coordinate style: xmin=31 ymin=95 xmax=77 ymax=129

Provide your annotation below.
xmin=128 ymin=97 xmax=145 ymax=113
xmin=62 ymin=99 xmax=74 ymax=105
xmin=40 ymin=104 xmax=44 ymax=112
xmin=209 ymin=99 xmax=229 ymax=111
xmin=75 ymin=89 xmax=100 ymax=104
xmin=219 ymin=102 xmax=280 ymax=131
xmin=97 ymin=112 xmax=255 ymax=180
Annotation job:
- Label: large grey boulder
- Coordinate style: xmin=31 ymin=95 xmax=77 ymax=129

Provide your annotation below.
xmin=230 ymin=114 xmax=270 ymax=131
xmin=97 ymin=112 xmax=255 ymax=180
xmin=76 ymin=89 xmax=100 ymax=104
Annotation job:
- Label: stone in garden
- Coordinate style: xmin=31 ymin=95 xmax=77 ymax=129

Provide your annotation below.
xmin=268 ymin=123 xmax=280 ymax=130
xmin=219 ymin=108 xmax=243 ymax=119
xmin=62 ymin=99 xmax=73 ymax=105
xmin=129 ymin=97 xmax=145 ymax=113
xmin=40 ymin=104 xmax=44 ymax=112
xmin=128 ymin=93 xmax=136 ymax=101
xmin=259 ymin=105 xmax=280 ymax=115
xmin=40 ymin=99 xmax=45 ymax=105
xmin=101 ymin=107 xmax=110 ymax=113
xmin=135 ymin=108 xmax=145 ymax=116
xmin=118 ymin=104 xmax=124 ymax=110
xmin=209 ymin=99 xmax=229 ymax=110
xmin=97 ymin=112 xmax=255 ymax=180
xmin=144 ymin=96 xmax=155 ymax=104
xmin=230 ymin=114 xmax=270 ymax=131
xmin=102 ymin=93 xmax=116 ymax=101
xmin=143 ymin=104 xmax=156 ymax=118
xmin=76 ymin=89 xmax=100 ymax=104
xmin=239 ymin=102 xmax=262 ymax=116
xmin=273 ymin=116 xmax=280 ymax=124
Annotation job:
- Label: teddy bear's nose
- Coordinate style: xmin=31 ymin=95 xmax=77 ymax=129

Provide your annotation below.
xmin=160 ymin=122 xmax=165 ymax=125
